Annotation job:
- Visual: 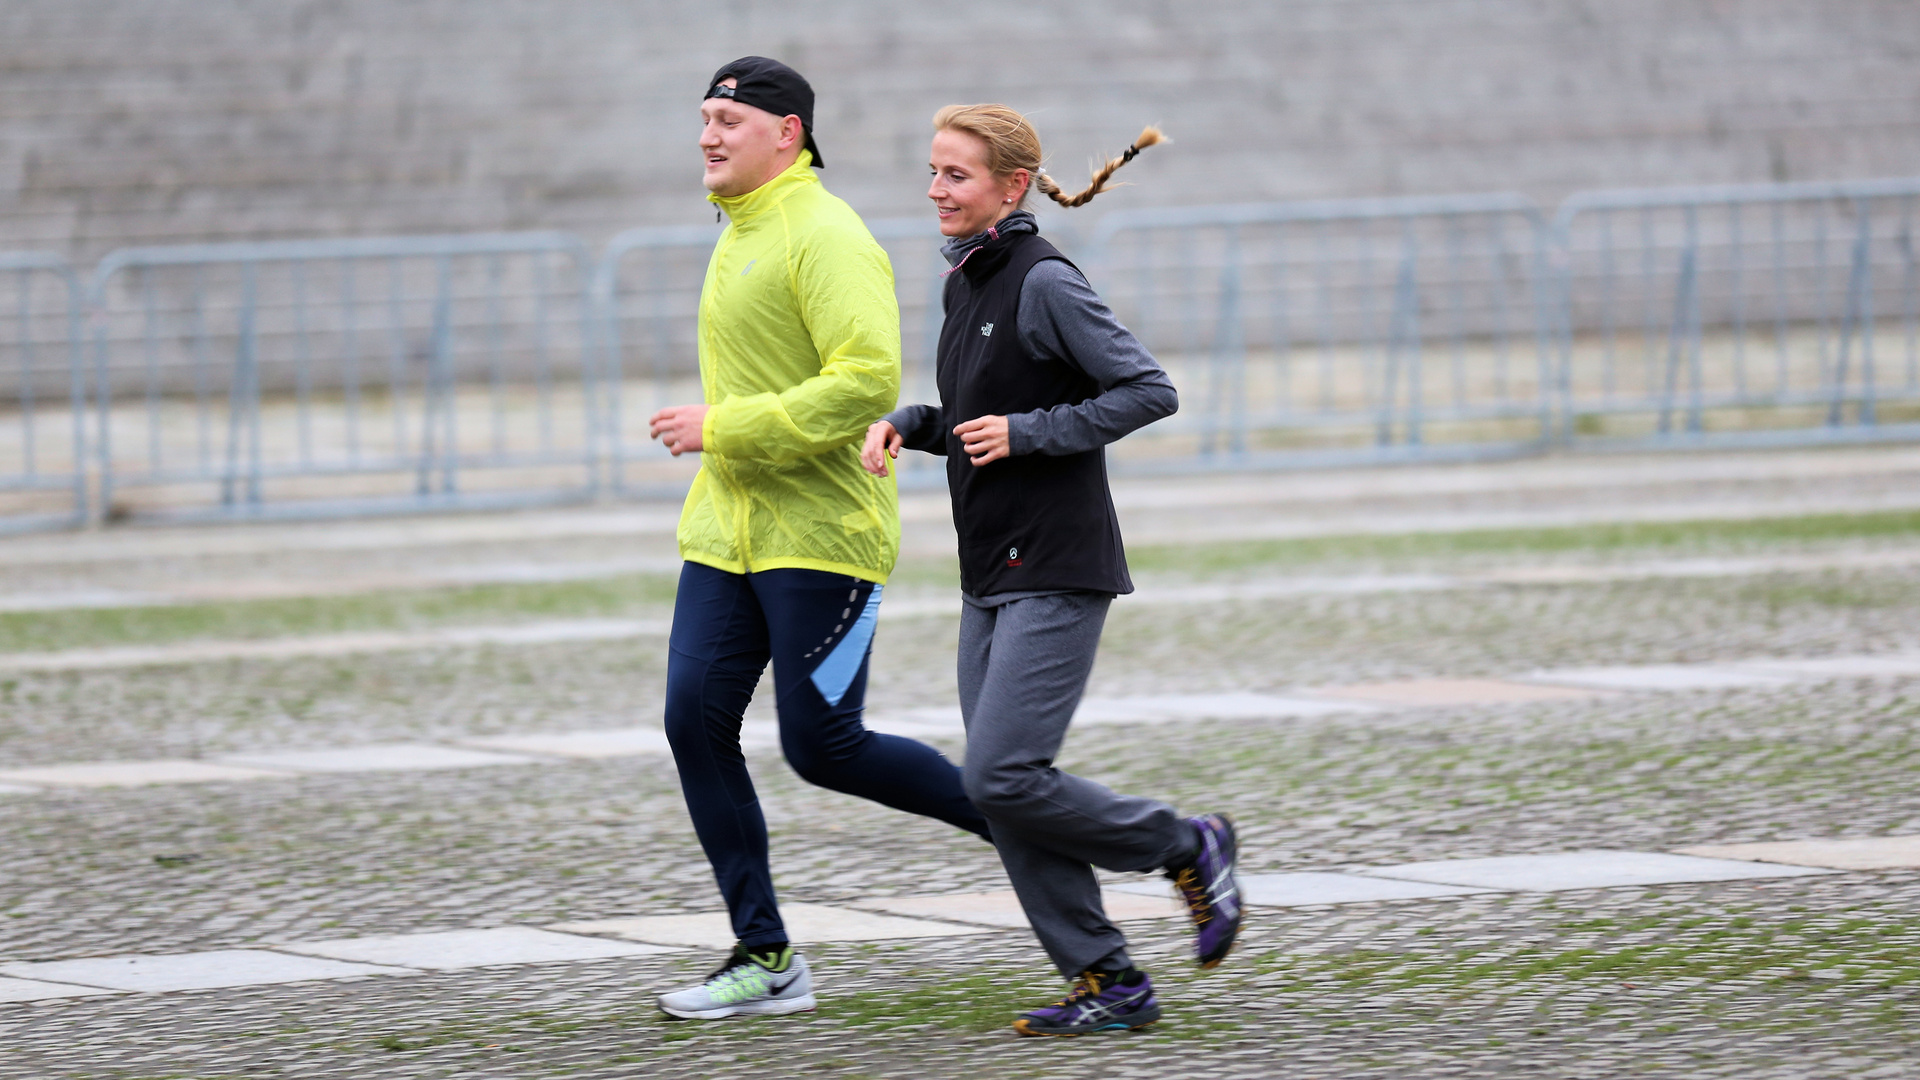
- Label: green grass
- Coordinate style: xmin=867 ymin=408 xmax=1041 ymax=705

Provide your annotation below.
xmin=9 ymin=507 xmax=1918 ymax=655
xmin=1125 ymin=508 xmax=1920 ymax=576
xmin=0 ymin=573 xmax=679 ymax=654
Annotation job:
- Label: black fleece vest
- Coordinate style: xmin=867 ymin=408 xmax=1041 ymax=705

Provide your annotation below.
xmin=937 ymin=231 xmax=1132 ymax=597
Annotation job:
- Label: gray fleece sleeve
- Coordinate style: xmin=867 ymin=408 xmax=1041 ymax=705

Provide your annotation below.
xmin=1008 ymin=259 xmax=1178 ymax=457
xmin=880 ymin=402 xmax=947 ymax=455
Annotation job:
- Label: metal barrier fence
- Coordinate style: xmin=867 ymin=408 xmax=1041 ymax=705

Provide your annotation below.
xmin=87 ymin=233 xmax=597 ymax=522
xmin=0 ymin=252 xmax=88 ymax=532
xmin=3 ymin=176 xmax=1918 ymax=530
xmin=1085 ymin=194 xmax=1553 ymax=467
xmin=1548 ymin=179 xmax=1920 ymax=448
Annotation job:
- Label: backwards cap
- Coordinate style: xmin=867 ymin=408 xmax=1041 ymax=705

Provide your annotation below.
xmin=705 ymin=56 xmax=824 ymax=168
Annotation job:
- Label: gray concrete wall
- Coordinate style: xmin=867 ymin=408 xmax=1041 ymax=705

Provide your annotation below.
xmin=3 ymin=0 xmax=1918 ymax=259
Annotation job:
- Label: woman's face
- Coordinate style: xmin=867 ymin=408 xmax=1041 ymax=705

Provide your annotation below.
xmin=928 ymin=129 xmax=1028 ymax=238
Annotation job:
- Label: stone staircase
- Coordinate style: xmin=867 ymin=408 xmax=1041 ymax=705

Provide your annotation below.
xmin=2 ymin=0 xmax=1917 ymax=261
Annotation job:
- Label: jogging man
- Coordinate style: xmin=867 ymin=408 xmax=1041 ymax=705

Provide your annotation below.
xmin=650 ymin=57 xmax=991 ymax=1021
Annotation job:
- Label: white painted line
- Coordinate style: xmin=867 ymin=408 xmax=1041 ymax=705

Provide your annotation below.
xmin=0 ymin=976 xmax=123 ymax=1002
xmin=1521 ymin=665 xmax=1803 ymax=692
xmin=1113 ymin=872 xmax=1495 ymax=907
xmin=1359 ymin=850 xmax=1838 ymax=892
xmin=0 ymin=950 xmax=414 ymax=992
xmin=553 ymin=903 xmax=993 ymax=950
xmin=0 ymin=760 xmax=293 ymax=788
xmin=276 ymin=927 xmax=679 ymax=970
xmin=457 ymin=728 xmax=673 ymax=759
xmin=1673 ymin=836 xmax=1920 ymax=871
xmin=219 ymin=743 xmax=538 ymax=774
xmin=1306 ymin=679 xmax=1606 ymax=707
xmin=0 ymin=619 xmax=670 ymax=673
xmin=0 ymin=782 xmax=44 ymax=795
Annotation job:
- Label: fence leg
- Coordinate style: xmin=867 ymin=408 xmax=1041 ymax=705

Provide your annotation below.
xmin=1832 ymin=206 xmax=1874 ymax=427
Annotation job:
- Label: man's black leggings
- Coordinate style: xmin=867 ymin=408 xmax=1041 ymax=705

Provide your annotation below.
xmin=663 ymin=561 xmax=989 ymax=948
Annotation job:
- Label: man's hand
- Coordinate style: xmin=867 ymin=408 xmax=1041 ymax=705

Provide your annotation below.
xmin=649 ymin=404 xmax=710 ymax=456
xmin=861 ymin=420 xmax=903 ymax=476
xmin=954 ymin=415 xmax=1010 ymax=466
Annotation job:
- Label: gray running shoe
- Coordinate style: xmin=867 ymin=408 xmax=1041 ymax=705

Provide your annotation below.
xmin=658 ymin=945 xmax=816 ymax=1020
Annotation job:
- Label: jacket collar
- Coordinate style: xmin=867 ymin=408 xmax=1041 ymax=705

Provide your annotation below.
xmin=709 ymin=150 xmax=819 ymax=223
xmin=941 ymin=209 xmax=1038 ymax=280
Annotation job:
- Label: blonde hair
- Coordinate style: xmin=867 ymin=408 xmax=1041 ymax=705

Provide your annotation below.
xmin=932 ymin=104 xmax=1164 ymax=209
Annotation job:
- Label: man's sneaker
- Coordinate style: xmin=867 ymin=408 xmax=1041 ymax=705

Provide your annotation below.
xmin=1012 ymin=969 xmax=1162 ymax=1036
xmin=657 ymin=945 xmax=816 ymax=1020
xmin=1167 ymin=813 xmax=1242 ymax=968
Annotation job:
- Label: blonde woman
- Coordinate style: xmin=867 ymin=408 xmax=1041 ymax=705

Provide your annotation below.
xmin=860 ymin=106 xmax=1241 ymax=1036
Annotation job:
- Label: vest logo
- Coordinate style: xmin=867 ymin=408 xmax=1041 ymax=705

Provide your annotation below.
xmin=1006 ymin=546 xmax=1022 ymax=567
xmin=740 ymin=259 xmax=756 ymax=276
xmin=980 ymin=322 xmax=995 ymax=337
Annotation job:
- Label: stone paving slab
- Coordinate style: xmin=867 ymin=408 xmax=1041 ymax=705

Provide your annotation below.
xmin=276 ymin=927 xmax=679 ymax=970
xmin=0 ymin=759 xmax=292 ymax=787
xmin=852 ymin=888 xmax=1184 ymax=928
xmin=1360 ymin=850 xmax=1840 ymax=892
xmin=1113 ymin=871 xmax=1495 ymax=907
xmin=1306 ymin=678 xmax=1607 ymax=707
xmin=0 ymin=976 xmax=121 ymax=1002
xmin=0 ymin=950 xmax=413 ymax=992
xmin=1674 ymin=836 xmax=1920 ymax=871
xmin=6 ymin=650 xmax=1911 ymax=790
xmin=552 ymin=903 xmax=995 ymax=949
xmin=1522 ymin=664 xmax=1805 ymax=692
xmin=1077 ymin=692 xmax=1379 ymax=724
xmin=1730 ymin=654 xmax=1920 ymax=679
xmin=218 ymin=743 xmax=539 ymax=773
xmin=456 ymin=728 xmax=673 ymax=759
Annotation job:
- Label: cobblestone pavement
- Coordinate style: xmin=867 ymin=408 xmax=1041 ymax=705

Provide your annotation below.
xmin=3 ymin=464 xmax=1919 ymax=1077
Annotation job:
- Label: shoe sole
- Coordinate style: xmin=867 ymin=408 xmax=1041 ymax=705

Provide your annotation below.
xmin=659 ymin=993 xmax=818 ymax=1020
xmin=1011 ymin=1007 xmax=1163 ymax=1037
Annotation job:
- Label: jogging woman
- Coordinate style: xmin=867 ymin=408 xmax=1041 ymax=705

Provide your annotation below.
xmin=860 ymin=105 xmax=1242 ymax=1036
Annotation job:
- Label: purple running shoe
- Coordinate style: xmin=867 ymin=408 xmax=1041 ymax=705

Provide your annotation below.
xmin=1012 ymin=969 xmax=1162 ymax=1036
xmin=1168 ymin=813 xmax=1242 ymax=968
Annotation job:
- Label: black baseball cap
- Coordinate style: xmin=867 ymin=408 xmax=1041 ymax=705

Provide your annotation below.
xmin=704 ymin=56 xmax=824 ymax=167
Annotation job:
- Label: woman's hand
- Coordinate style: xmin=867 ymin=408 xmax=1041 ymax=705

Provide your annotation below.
xmin=953 ymin=414 xmax=1010 ymax=466
xmin=861 ymin=420 xmax=903 ymax=476
xmin=649 ymin=404 xmax=709 ymax=456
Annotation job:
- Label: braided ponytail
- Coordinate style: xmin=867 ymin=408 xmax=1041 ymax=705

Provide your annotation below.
xmin=1033 ymin=127 xmax=1165 ymax=208
xmin=933 ymin=104 xmax=1163 ymax=210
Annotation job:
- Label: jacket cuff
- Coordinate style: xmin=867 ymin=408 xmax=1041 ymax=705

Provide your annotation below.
xmin=1005 ymin=411 xmax=1038 ymax=456
xmin=700 ymin=403 xmax=722 ymax=455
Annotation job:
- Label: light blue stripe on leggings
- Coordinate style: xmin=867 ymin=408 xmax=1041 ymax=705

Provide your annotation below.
xmin=810 ymin=584 xmax=883 ymax=707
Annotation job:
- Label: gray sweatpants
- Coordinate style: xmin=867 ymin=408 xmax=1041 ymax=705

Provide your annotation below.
xmin=957 ymin=592 xmax=1197 ymax=979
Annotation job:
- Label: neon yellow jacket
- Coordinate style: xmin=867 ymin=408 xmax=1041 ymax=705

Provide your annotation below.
xmin=682 ymin=153 xmax=902 ymax=583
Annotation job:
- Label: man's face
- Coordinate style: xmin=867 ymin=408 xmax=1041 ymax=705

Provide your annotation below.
xmin=699 ymin=78 xmax=802 ymax=197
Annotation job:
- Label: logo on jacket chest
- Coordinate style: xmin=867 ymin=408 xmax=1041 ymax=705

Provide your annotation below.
xmin=980 ymin=322 xmax=994 ymax=337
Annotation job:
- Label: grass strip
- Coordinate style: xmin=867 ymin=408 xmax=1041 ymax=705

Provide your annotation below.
xmin=8 ymin=508 xmax=1918 ymax=655
xmin=1125 ymin=508 xmax=1920 ymax=575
